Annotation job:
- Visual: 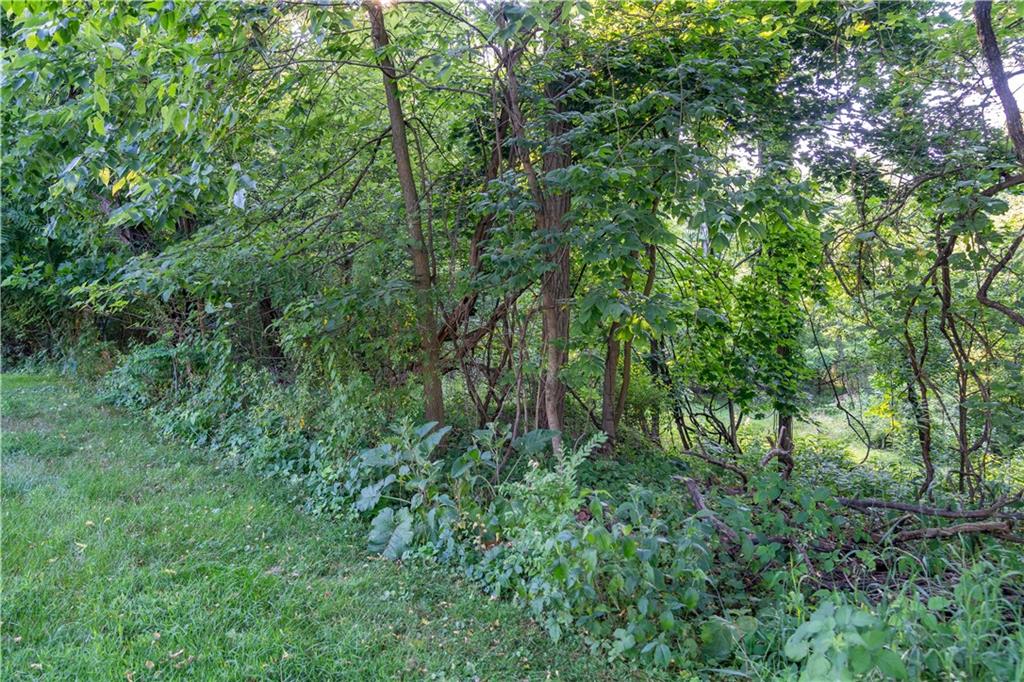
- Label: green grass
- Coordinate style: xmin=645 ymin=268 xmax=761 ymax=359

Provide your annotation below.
xmin=1 ymin=375 xmax=648 ymax=681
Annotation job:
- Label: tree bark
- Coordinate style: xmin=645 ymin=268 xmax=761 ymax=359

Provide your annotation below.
xmin=906 ymin=373 xmax=934 ymax=498
xmin=539 ymin=72 xmax=571 ymax=453
xmin=496 ymin=8 xmax=571 ymax=453
xmin=974 ymin=1 xmax=1024 ymax=164
xmin=366 ymin=1 xmax=444 ymax=426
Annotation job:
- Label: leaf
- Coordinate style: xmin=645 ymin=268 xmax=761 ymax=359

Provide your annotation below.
xmin=359 ymin=444 xmax=393 ymax=467
xmin=659 ymin=609 xmax=675 ymax=631
xmin=784 ymin=633 xmax=810 ymax=661
xmin=850 ymin=646 xmax=872 ymax=674
xmin=98 ymin=168 xmax=112 ymax=186
xmin=784 ymin=619 xmax=825 ymax=661
xmin=700 ymin=620 xmax=733 ymax=661
xmin=355 ymin=474 xmax=395 ymax=512
xmin=367 ymin=507 xmax=413 ymax=560
xmin=94 ymin=90 xmax=109 ymax=114
xmin=654 ymin=643 xmax=671 ymax=667
xmin=91 ymin=114 xmax=105 ymax=136
xmin=876 ymin=648 xmax=908 ymax=680
xmin=861 ymin=629 xmax=887 ymax=650
xmin=419 ymin=424 xmax=451 ymax=455
xmin=450 ymin=456 xmax=472 ymax=478
xmin=172 ymin=107 xmax=186 ymax=135
xmin=232 ymin=188 xmax=246 ymax=209
xmin=804 ymin=653 xmax=831 ymax=677
xmin=414 ymin=421 xmax=438 ymax=438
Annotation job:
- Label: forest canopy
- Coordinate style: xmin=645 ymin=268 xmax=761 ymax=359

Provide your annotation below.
xmin=2 ymin=0 xmax=1023 ymax=678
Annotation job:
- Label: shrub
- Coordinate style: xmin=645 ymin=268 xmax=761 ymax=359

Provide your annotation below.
xmin=99 ymin=339 xmax=178 ymax=409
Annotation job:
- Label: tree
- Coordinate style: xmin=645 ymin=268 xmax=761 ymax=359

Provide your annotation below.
xmin=364 ymin=0 xmax=445 ymax=426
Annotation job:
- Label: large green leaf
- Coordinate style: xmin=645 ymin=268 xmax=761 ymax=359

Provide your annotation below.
xmin=367 ymin=507 xmax=413 ymax=560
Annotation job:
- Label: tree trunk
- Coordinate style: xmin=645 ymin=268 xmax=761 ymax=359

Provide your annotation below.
xmin=366 ymin=1 xmax=444 ymax=426
xmin=600 ymin=322 xmax=621 ymax=451
xmin=974 ymin=0 xmax=1024 ymax=164
xmin=906 ymin=374 xmax=934 ymax=498
xmin=258 ymin=293 xmax=286 ymax=374
xmin=777 ymin=412 xmax=794 ymax=478
xmin=539 ymin=78 xmax=571 ymax=454
xmin=497 ymin=8 xmax=571 ymax=454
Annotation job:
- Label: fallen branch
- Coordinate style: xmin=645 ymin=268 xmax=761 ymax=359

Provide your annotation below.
xmin=680 ymin=477 xmax=740 ymax=544
xmin=680 ymin=448 xmax=749 ymax=488
xmin=678 ymin=477 xmax=827 ymax=576
xmin=890 ymin=520 xmax=1016 ymax=543
xmin=838 ymin=491 xmax=1024 ymax=520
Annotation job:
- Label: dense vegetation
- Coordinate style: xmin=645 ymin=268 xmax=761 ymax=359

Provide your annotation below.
xmin=4 ymin=375 xmax=648 ymax=680
xmin=3 ymin=0 xmax=1023 ymax=678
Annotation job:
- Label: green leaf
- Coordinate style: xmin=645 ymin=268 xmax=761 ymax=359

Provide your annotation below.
xmin=91 ymin=114 xmax=105 ymax=136
xmin=355 ymin=474 xmax=395 ymax=512
xmin=862 ymin=629 xmax=887 ymax=650
xmin=659 ymin=609 xmax=675 ymax=631
xmin=367 ymin=507 xmax=413 ymax=560
xmin=804 ymin=653 xmax=831 ymax=678
xmin=94 ymin=91 xmax=109 ymax=114
xmin=850 ymin=646 xmax=872 ymax=674
xmin=419 ymin=424 xmax=451 ymax=454
xmin=876 ymin=649 xmax=908 ymax=680
xmin=784 ymin=633 xmax=810 ymax=661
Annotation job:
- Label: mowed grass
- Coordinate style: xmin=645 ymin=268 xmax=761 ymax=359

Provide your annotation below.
xmin=1 ymin=375 xmax=649 ymax=681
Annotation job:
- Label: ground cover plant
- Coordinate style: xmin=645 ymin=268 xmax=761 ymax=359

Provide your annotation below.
xmin=1 ymin=374 xmax=655 ymax=680
xmin=3 ymin=0 xmax=1024 ymax=679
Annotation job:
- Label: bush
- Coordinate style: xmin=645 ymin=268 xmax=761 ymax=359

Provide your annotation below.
xmin=99 ymin=339 xmax=178 ymax=409
xmin=91 ymin=341 xmax=1024 ymax=678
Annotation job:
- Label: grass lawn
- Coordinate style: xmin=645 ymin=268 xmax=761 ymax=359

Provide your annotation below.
xmin=1 ymin=375 xmax=651 ymax=681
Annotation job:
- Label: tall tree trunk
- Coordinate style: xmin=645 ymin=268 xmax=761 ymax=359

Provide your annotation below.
xmin=777 ymin=413 xmax=794 ymax=476
xmin=366 ymin=1 xmax=444 ymax=426
xmin=539 ymin=79 xmax=571 ymax=454
xmin=648 ymin=335 xmax=690 ymax=450
xmin=498 ymin=8 xmax=571 ymax=453
xmin=613 ymin=243 xmax=658 ymax=434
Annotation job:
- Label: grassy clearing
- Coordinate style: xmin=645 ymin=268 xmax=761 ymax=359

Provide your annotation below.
xmin=1 ymin=375 xmax=647 ymax=681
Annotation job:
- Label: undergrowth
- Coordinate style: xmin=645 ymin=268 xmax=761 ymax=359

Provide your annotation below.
xmin=81 ymin=338 xmax=1024 ymax=678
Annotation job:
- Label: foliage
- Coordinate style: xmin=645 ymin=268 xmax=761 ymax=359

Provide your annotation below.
xmin=4 ymin=0 xmax=1024 ymax=677
xmin=2 ymin=375 xmax=651 ymax=681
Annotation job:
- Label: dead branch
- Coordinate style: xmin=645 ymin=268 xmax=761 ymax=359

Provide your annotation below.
xmin=838 ymin=491 xmax=1024 ymax=520
xmin=890 ymin=520 xmax=1017 ymax=543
